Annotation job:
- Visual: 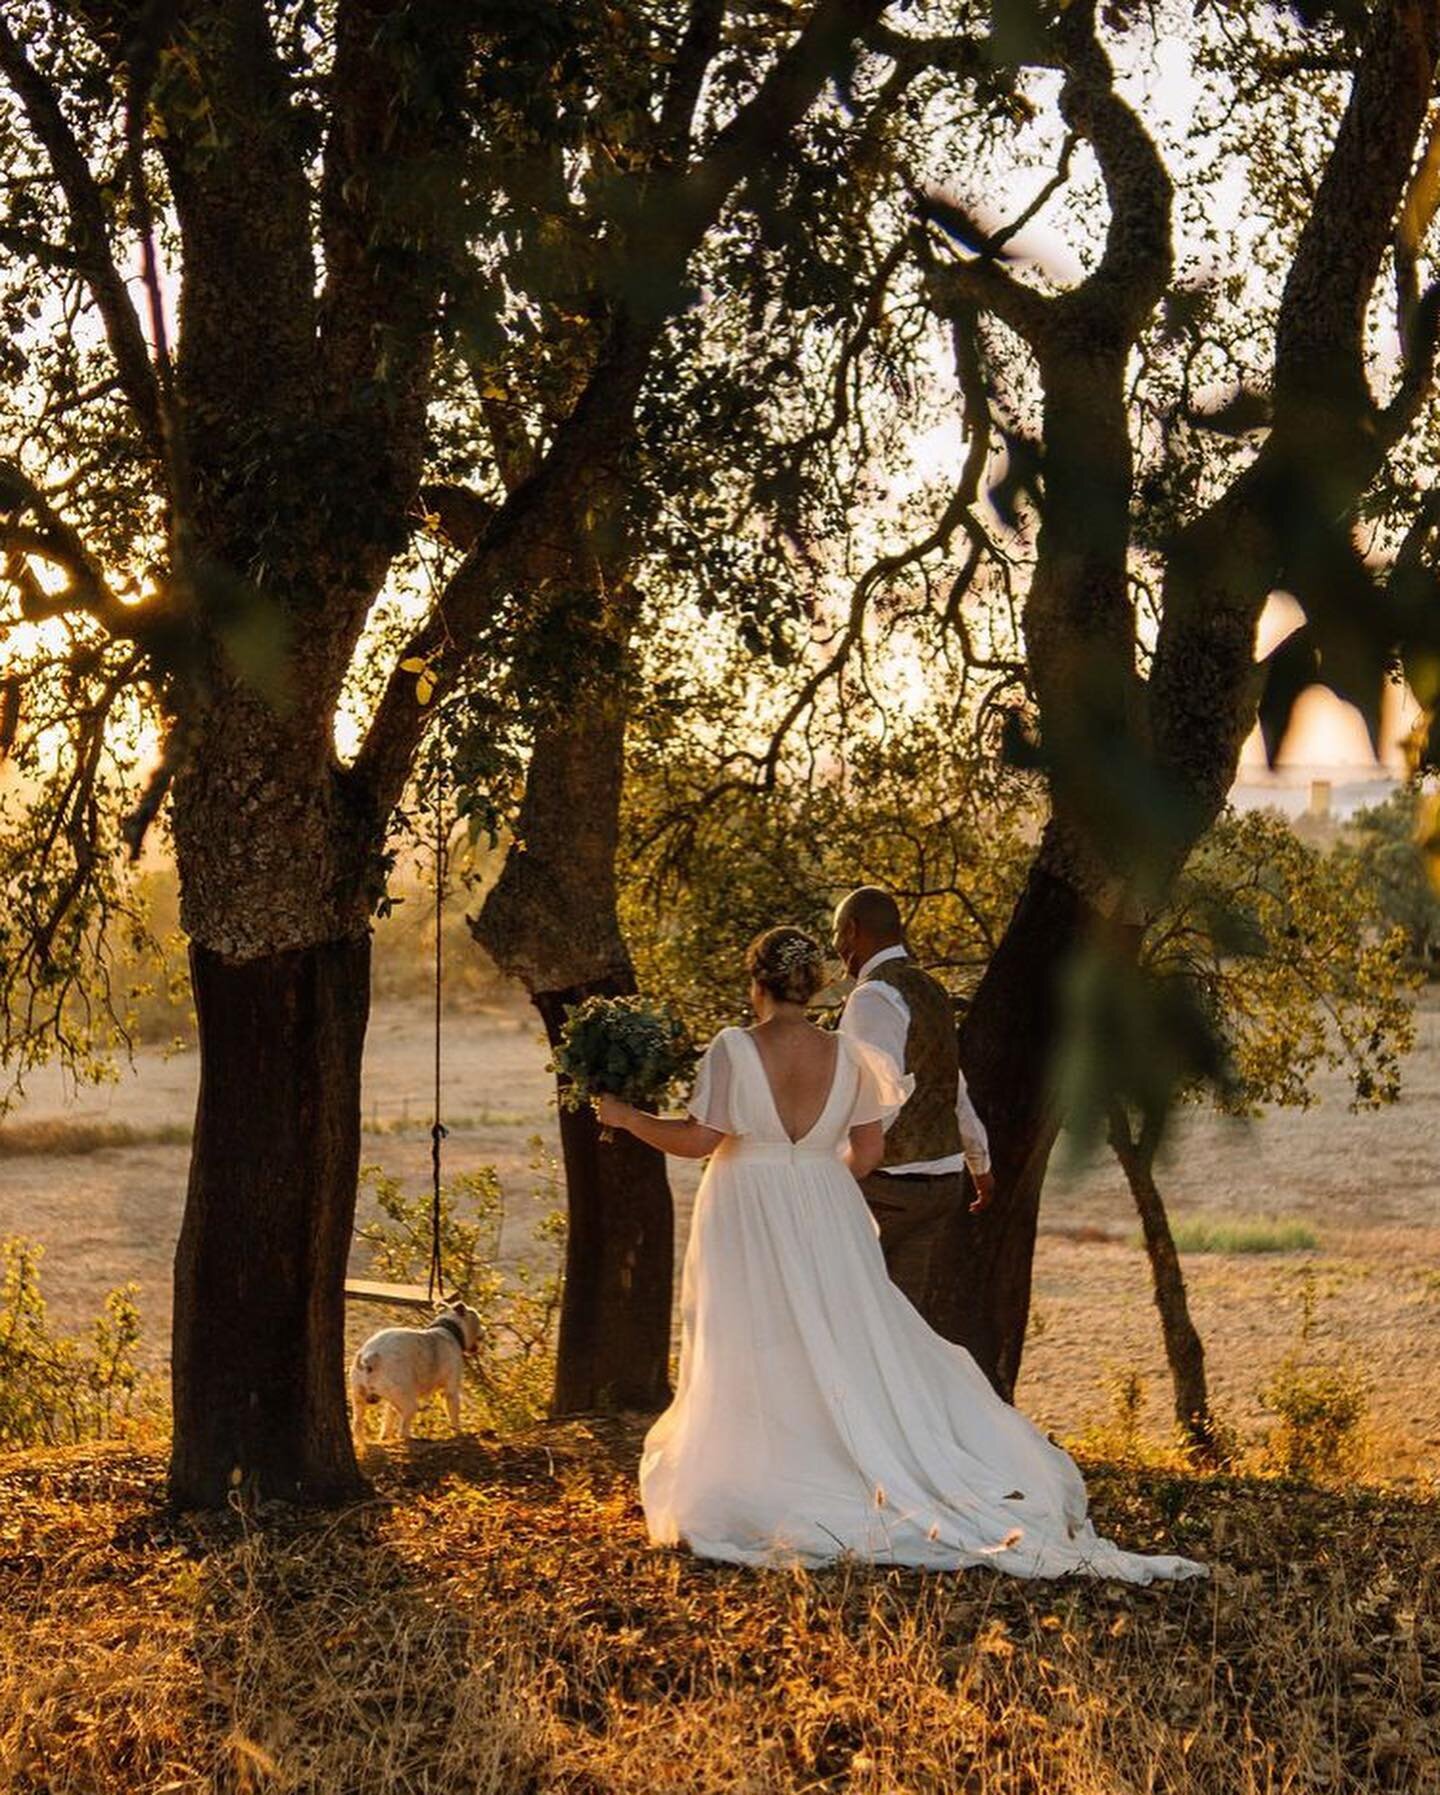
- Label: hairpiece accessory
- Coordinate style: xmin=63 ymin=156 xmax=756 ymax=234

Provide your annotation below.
xmin=770 ymin=932 xmax=823 ymax=974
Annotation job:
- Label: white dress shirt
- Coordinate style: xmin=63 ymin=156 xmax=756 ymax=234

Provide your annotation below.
xmin=838 ymin=945 xmax=991 ymax=1177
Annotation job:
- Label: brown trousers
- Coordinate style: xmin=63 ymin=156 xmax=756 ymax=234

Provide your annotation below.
xmin=859 ymin=1169 xmax=964 ymax=1334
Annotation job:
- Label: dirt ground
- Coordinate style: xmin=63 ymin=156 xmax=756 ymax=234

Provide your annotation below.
xmin=3 ymin=992 xmax=1437 ymax=1477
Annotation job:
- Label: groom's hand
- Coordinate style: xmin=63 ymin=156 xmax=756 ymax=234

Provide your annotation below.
xmin=968 ymin=1170 xmax=995 ymax=1213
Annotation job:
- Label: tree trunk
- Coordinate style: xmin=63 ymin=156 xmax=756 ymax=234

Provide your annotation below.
xmin=534 ymin=976 xmax=674 ymax=1414
xmin=473 ymin=697 xmax=674 ymax=1414
xmin=169 ymin=935 xmax=371 ymax=1508
xmin=1107 ymin=1103 xmax=1214 ymax=1454
xmin=923 ymin=3 xmax=1170 ymax=1403
xmin=934 ymin=846 xmax=1099 ymax=1398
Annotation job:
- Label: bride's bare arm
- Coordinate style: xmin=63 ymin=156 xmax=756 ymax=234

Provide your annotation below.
xmin=842 ymin=1120 xmax=884 ymax=1180
xmin=595 ymin=1094 xmax=723 ymax=1159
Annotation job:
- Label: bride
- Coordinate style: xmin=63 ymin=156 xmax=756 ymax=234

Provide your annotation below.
xmin=596 ymin=926 xmax=1205 ymax=1583
xmin=588 ymin=933 xmax=1206 ymax=1579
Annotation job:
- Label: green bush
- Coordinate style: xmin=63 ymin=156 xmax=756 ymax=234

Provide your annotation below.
xmin=0 ymin=1237 xmax=147 ymax=1448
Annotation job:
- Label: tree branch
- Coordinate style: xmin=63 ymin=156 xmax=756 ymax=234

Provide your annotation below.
xmin=1382 ymin=107 xmax=1440 ymax=446
xmin=657 ymin=0 xmax=727 ymax=162
xmin=863 ymin=23 xmax=983 ymax=81
xmin=923 ymin=251 xmax=1051 ymax=346
xmin=318 ymin=0 xmax=469 ymax=437
xmin=1274 ymin=0 xmax=1440 ymax=412
xmin=0 ymin=15 xmax=163 ymax=452
xmin=0 ymin=461 xmax=149 ymax=639
xmin=352 ymin=0 xmax=895 ymax=828
xmin=1394 ymin=108 xmax=1440 ymax=340
xmin=0 ymin=223 xmax=80 ymax=270
xmin=1053 ymin=0 xmax=1172 ymax=332
xmin=1150 ymin=0 xmax=1440 ymax=845
xmin=920 ymin=1 xmax=1171 ymax=352
xmin=985 ymin=132 xmax=1078 ymax=256
xmin=631 ymin=0 xmax=891 ymax=289
xmin=755 ymin=477 xmax=983 ymax=787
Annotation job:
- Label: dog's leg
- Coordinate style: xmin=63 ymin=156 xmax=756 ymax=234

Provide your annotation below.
xmin=446 ymin=1376 xmax=462 ymax=1436
xmin=397 ymin=1401 xmax=416 ymax=1442
xmin=350 ymin=1375 xmax=367 ymax=1448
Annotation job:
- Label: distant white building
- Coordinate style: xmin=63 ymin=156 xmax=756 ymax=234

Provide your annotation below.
xmin=1229 ymin=765 xmax=1399 ymax=823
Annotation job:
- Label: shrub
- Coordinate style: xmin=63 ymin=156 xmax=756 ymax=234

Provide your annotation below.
xmin=0 ymin=1237 xmax=146 ymax=1447
xmin=1259 ymin=1360 xmax=1369 ymax=1479
xmin=1071 ymin=1364 xmax=1245 ymax=1472
xmin=1072 ymin=1367 xmax=1178 ymax=1469
xmin=1257 ymin=1269 xmax=1368 ymax=1479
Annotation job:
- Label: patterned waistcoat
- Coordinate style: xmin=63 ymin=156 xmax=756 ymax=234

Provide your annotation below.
xmin=861 ymin=958 xmax=962 ymax=1169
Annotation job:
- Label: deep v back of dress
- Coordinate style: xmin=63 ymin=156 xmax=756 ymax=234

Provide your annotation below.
xmin=739 ymin=1026 xmax=841 ymax=1145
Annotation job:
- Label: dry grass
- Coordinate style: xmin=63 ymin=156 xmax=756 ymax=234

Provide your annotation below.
xmin=2 ymin=1425 xmax=1438 ymax=1794
xmin=0 ymin=1113 xmax=532 ymax=1157
xmin=0 ymin=1119 xmax=192 ymax=1157
xmin=361 ymin=1108 xmax=530 ymax=1136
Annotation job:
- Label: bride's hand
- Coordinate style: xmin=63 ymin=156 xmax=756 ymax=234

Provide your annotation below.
xmin=595 ymin=1093 xmax=632 ymax=1132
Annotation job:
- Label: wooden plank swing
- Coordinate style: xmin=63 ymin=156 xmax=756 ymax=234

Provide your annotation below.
xmin=345 ymin=758 xmax=452 ymax=1313
xmin=344 ymin=1277 xmax=455 ymax=1311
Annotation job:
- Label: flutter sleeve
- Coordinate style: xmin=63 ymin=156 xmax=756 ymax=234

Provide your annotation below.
xmin=844 ymin=1033 xmax=915 ymax=1129
xmin=685 ymin=1029 xmax=739 ymax=1135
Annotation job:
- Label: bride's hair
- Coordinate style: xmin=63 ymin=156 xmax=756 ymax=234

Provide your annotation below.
xmin=746 ymin=926 xmax=827 ymax=1006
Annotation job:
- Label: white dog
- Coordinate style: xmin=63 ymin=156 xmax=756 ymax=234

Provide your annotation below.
xmin=350 ymin=1301 xmax=482 ymax=1444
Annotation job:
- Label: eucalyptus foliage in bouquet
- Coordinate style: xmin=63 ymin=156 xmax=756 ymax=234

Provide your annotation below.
xmin=553 ymin=995 xmax=698 ymax=1140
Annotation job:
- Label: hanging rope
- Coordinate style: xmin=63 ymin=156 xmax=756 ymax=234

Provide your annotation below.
xmin=428 ymin=758 xmax=449 ymax=1303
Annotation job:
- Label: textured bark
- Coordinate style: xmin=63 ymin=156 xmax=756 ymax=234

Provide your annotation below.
xmin=473 ymin=690 xmax=675 ymax=1413
xmin=170 ymin=689 xmax=377 ymax=959
xmin=475 ymin=700 xmax=635 ymax=995
xmin=170 ymin=937 xmax=371 ymax=1508
xmin=926 ymin=11 xmax=1170 ymax=1393
xmin=1108 ymin=1106 xmax=1213 ymax=1453
xmin=535 ymin=979 xmax=675 ymax=1415
xmin=151 ymin=3 xmax=469 ymax=1507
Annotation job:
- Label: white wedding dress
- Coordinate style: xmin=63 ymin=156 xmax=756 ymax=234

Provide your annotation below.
xmin=640 ymin=1026 xmax=1206 ymax=1583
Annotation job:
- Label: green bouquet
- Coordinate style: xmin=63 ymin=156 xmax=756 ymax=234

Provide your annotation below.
xmin=553 ymin=995 xmax=698 ymax=1140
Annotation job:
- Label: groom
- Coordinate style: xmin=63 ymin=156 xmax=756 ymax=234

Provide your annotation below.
xmin=832 ymin=886 xmax=994 ymax=1335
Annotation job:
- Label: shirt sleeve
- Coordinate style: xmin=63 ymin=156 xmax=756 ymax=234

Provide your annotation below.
xmin=956 ymin=1067 xmax=991 ymax=1175
xmin=686 ymin=1030 xmax=738 ymax=1135
xmin=844 ymin=1034 xmax=915 ymax=1129
xmin=839 ymin=983 xmax=910 ymax=1134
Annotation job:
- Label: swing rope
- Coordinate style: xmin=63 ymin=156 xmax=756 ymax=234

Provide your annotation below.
xmin=427 ymin=759 xmax=449 ymax=1304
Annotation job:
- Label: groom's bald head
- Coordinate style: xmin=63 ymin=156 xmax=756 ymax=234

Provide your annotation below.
xmin=832 ymin=886 xmax=903 ymax=977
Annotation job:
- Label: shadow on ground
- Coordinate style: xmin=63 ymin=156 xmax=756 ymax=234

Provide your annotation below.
xmin=2 ymin=1429 xmax=1437 ymax=1793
